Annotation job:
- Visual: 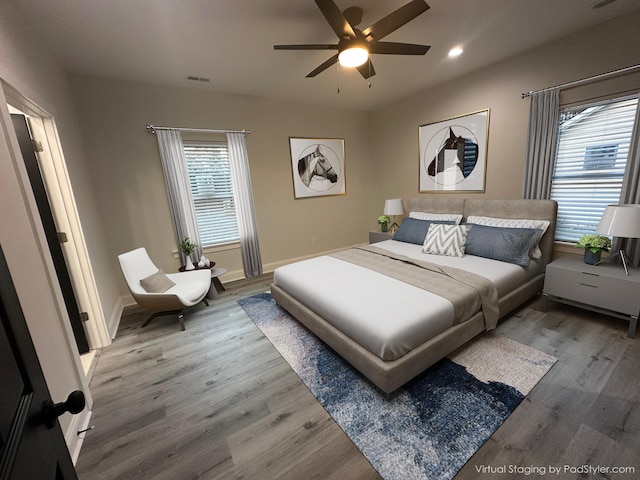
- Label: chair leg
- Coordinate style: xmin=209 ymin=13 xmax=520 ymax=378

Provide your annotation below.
xmin=141 ymin=310 xmax=183 ymax=329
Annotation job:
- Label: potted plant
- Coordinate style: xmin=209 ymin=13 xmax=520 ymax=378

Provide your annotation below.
xmin=575 ymin=234 xmax=611 ymax=265
xmin=378 ymin=215 xmax=391 ymax=233
xmin=178 ymin=237 xmax=198 ymax=270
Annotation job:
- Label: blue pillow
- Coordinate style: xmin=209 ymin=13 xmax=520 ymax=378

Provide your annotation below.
xmin=465 ymin=224 xmax=542 ymax=266
xmin=393 ymin=218 xmax=455 ymax=245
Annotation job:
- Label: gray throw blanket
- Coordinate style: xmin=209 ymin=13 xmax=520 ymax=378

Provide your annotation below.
xmin=330 ymin=245 xmax=499 ymax=330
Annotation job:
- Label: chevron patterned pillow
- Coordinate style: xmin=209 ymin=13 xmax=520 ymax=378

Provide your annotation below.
xmin=422 ymin=224 xmax=471 ymax=257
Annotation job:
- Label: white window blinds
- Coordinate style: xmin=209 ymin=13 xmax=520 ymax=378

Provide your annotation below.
xmin=550 ymin=96 xmax=639 ymax=243
xmin=183 ymin=142 xmax=239 ymax=246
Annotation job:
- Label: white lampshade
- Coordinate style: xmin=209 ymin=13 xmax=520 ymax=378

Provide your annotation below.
xmin=596 ymin=204 xmax=640 ymax=238
xmin=338 ymin=46 xmax=368 ymax=67
xmin=383 ymin=198 xmax=405 ymax=216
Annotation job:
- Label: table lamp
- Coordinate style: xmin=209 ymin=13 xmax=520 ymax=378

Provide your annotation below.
xmin=595 ymin=204 xmax=640 ymax=275
xmin=384 ymin=198 xmax=404 ymax=234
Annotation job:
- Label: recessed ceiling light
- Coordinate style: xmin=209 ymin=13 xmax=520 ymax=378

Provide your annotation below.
xmin=448 ymin=47 xmax=463 ymax=57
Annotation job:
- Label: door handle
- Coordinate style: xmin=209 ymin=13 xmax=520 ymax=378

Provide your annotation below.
xmin=43 ymin=390 xmax=85 ymax=429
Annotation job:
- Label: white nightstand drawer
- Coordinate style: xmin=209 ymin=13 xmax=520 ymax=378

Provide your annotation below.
xmin=544 ymin=276 xmax=640 ymax=316
xmin=546 ymin=264 xmax=639 ymax=296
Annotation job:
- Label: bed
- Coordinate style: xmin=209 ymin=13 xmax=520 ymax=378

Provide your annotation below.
xmin=270 ymin=198 xmax=557 ymax=394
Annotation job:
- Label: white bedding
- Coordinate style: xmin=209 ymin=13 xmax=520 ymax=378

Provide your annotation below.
xmin=375 ymin=239 xmax=543 ymax=297
xmin=272 ymin=240 xmax=541 ymax=362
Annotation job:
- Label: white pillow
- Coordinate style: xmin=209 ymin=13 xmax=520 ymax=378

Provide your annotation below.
xmin=422 ymin=224 xmax=471 ymax=257
xmin=465 ymin=216 xmax=550 ymax=259
xmin=409 ymin=211 xmax=463 ymax=225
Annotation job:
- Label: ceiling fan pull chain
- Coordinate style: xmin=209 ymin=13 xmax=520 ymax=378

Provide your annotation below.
xmin=337 ymin=63 xmax=341 ymax=94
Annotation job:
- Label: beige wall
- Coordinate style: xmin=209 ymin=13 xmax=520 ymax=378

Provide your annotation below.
xmin=69 ymin=75 xmax=373 ymax=295
xmin=0 ymin=1 xmax=107 ymax=446
xmin=368 ymin=10 xmax=640 ymax=230
xmin=71 ymin=9 xmax=640 ymax=300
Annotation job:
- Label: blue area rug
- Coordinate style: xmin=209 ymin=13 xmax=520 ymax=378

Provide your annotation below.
xmin=238 ymin=292 xmax=556 ymax=480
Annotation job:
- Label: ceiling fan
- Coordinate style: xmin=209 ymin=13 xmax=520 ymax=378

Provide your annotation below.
xmin=274 ymin=0 xmax=431 ymax=79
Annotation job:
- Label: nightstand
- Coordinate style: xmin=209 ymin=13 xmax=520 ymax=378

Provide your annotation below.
xmin=369 ymin=231 xmax=394 ymax=244
xmin=542 ymin=256 xmax=640 ymax=338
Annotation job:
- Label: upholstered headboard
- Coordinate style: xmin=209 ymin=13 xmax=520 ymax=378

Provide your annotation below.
xmin=406 ymin=198 xmax=558 ymax=265
xmin=407 ymin=198 xmax=465 ymax=215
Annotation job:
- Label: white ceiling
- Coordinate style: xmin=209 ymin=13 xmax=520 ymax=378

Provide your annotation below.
xmin=15 ymin=0 xmax=640 ymax=111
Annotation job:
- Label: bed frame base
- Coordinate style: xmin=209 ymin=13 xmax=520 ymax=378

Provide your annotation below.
xmin=270 ymin=274 xmax=544 ymax=395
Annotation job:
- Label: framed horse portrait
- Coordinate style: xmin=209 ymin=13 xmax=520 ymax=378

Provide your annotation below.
xmin=289 ymin=137 xmax=346 ymax=199
xmin=419 ymin=109 xmax=490 ymax=193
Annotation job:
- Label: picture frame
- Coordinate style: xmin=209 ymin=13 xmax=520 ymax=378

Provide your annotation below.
xmin=289 ymin=137 xmax=346 ymax=199
xmin=419 ymin=109 xmax=490 ymax=193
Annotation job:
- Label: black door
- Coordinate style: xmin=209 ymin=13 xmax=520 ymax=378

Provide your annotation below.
xmin=0 ymin=246 xmax=82 ymax=479
xmin=11 ymin=114 xmax=89 ymax=354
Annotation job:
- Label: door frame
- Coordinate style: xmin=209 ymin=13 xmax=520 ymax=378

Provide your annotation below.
xmin=4 ymin=83 xmax=112 ymax=350
xmin=0 ymin=80 xmax=93 ymax=462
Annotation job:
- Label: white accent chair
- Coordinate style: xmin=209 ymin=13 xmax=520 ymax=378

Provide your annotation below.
xmin=118 ymin=247 xmax=211 ymax=331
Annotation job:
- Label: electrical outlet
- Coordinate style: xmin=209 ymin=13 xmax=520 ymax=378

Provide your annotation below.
xmin=311 ymin=236 xmax=317 ymax=245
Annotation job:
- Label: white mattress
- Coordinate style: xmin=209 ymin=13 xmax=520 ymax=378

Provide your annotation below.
xmin=273 ymin=240 xmax=540 ymax=361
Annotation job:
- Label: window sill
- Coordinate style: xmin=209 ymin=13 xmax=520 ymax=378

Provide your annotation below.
xmin=171 ymin=241 xmax=240 ymax=259
xmin=554 ymin=241 xmax=611 ymax=259
xmin=202 ymin=241 xmax=240 ymax=254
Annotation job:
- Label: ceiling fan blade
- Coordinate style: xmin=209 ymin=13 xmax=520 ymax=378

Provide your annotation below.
xmin=362 ymin=0 xmax=430 ymax=42
xmin=369 ymin=42 xmax=430 ymax=55
xmin=356 ymin=59 xmax=376 ymax=79
xmin=314 ymin=0 xmax=356 ymax=39
xmin=306 ymin=54 xmax=339 ymax=77
xmin=274 ymin=44 xmax=339 ymax=50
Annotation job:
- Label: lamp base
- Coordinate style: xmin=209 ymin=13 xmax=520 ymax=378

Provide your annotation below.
xmin=597 ymin=249 xmax=631 ymax=275
xmin=389 ymin=222 xmax=400 ymax=234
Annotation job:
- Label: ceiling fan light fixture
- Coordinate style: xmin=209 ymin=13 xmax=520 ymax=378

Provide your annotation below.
xmin=338 ymin=46 xmax=369 ymax=67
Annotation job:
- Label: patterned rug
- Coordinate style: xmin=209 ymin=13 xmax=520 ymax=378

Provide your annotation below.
xmin=238 ymin=293 xmax=556 ymax=480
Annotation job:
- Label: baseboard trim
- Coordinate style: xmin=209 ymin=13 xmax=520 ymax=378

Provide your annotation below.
xmin=108 ymin=296 xmax=123 ymax=340
xmin=66 ymin=407 xmax=92 ymax=465
xmin=262 ymin=243 xmax=365 ymax=274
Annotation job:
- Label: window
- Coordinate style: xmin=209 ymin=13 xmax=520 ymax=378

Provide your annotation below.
xmin=183 ymin=142 xmax=239 ymax=246
xmin=550 ymin=96 xmax=638 ymax=243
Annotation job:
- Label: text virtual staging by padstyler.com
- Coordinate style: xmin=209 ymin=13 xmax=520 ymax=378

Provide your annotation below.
xmin=474 ymin=463 xmax=636 ymax=477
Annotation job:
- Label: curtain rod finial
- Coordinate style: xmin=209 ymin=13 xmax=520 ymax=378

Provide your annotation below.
xmin=146 ymin=125 xmax=156 ymax=134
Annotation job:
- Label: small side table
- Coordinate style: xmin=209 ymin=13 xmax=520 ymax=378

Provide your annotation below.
xmin=369 ymin=231 xmax=394 ymax=244
xmin=207 ymin=267 xmax=227 ymax=299
xmin=542 ymin=256 xmax=640 ymax=338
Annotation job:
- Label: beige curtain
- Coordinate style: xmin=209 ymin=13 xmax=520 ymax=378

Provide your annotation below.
xmin=522 ymin=89 xmax=560 ymax=199
xmin=155 ymin=129 xmax=203 ymax=264
xmin=227 ymin=132 xmax=263 ymax=277
xmin=614 ymin=98 xmax=640 ymax=267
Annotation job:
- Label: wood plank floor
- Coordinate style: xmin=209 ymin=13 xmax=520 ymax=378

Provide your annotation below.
xmin=75 ymin=274 xmax=640 ymax=479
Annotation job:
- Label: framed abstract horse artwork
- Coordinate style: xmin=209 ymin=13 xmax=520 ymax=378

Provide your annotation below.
xmin=418 ymin=109 xmax=490 ymax=193
xmin=289 ymin=137 xmax=346 ymax=199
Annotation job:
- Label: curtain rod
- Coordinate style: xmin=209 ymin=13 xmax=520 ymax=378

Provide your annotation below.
xmin=521 ymin=64 xmax=640 ymax=99
xmin=146 ymin=124 xmax=250 ymax=135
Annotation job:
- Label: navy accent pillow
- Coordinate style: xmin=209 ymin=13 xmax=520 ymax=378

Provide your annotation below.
xmin=393 ymin=218 xmax=455 ymax=245
xmin=465 ymin=224 xmax=542 ymax=267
